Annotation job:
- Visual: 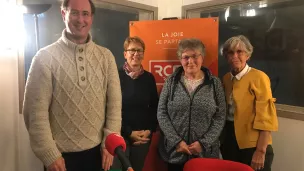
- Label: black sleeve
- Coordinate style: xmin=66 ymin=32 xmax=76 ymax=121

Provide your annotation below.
xmin=121 ymin=122 xmax=132 ymax=138
xmin=148 ymin=73 xmax=159 ymax=132
xmin=118 ymin=68 xmax=133 ymax=138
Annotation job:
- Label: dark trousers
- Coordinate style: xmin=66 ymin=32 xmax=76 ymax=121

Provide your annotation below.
xmin=45 ymin=144 xmax=102 ymax=171
xmin=167 ymin=162 xmax=185 ymax=171
xmin=112 ymin=139 xmax=151 ymax=171
xmin=220 ymin=121 xmax=274 ymax=171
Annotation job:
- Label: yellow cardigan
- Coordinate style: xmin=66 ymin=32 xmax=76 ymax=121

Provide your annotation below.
xmin=223 ymin=68 xmax=278 ymax=149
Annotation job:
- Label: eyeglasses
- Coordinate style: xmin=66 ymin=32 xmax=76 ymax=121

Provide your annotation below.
xmin=181 ymin=54 xmax=202 ymax=61
xmin=125 ymin=49 xmax=144 ymax=55
xmin=69 ymin=10 xmax=92 ymax=18
xmin=227 ymin=50 xmax=246 ymax=56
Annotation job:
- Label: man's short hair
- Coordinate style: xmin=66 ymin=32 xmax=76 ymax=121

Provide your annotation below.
xmin=61 ymin=0 xmax=96 ymax=15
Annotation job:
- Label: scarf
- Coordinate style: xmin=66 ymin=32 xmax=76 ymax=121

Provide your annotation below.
xmin=123 ymin=62 xmax=144 ymax=79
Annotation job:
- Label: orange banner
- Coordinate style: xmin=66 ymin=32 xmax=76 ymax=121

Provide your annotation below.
xmin=130 ymin=18 xmax=219 ymax=93
xmin=129 ymin=18 xmax=219 ymax=171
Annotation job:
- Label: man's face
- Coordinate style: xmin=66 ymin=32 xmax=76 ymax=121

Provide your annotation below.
xmin=61 ymin=0 xmax=93 ymax=42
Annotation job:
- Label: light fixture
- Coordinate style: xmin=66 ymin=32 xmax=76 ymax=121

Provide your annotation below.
xmin=225 ymin=6 xmax=230 ymax=22
xmin=259 ymin=2 xmax=268 ymax=8
xmin=0 ymin=2 xmax=26 ymax=50
xmin=23 ymin=4 xmax=52 ymax=51
xmin=246 ymin=9 xmax=256 ymax=16
xmin=0 ymin=3 xmax=51 ymax=51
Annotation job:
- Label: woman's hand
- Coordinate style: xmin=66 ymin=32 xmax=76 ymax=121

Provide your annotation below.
xmin=251 ymin=150 xmax=266 ymax=170
xmin=130 ymin=130 xmax=144 ymax=141
xmin=176 ymin=141 xmax=192 ymax=155
xmin=188 ymin=141 xmax=202 ymax=155
xmin=142 ymin=130 xmax=151 ymax=138
xmin=252 ymin=131 xmax=270 ymax=170
xmin=130 ymin=130 xmax=150 ymax=145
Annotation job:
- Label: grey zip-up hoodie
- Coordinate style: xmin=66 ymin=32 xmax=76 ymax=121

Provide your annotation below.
xmin=157 ymin=66 xmax=226 ymax=164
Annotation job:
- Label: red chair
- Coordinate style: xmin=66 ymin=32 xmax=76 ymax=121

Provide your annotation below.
xmin=183 ymin=158 xmax=254 ymax=171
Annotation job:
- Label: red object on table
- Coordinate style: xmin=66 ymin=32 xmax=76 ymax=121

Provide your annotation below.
xmin=183 ymin=158 xmax=254 ymax=171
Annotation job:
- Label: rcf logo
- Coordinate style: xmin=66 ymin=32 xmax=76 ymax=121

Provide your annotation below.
xmin=149 ymin=60 xmax=181 ymax=85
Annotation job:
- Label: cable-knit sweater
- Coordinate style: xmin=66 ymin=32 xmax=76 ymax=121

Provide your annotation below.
xmin=23 ymin=30 xmax=122 ymax=167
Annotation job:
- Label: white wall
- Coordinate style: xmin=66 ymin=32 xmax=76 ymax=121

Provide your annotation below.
xmin=272 ymin=118 xmax=304 ymax=171
xmin=128 ymin=0 xmax=183 ymax=19
xmin=127 ymin=0 xmax=158 ymax=7
xmin=0 ymin=51 xmax=19 ymax=171
xmin=0 ymin=50 xmax=43 ymax=171
xmin=19 ymin=116 xmax=43 ymax=171
xmin=127 ymin=0 xmax=212 ymax=19
xmin=157 ymin=0 xmax=183 ymax=19
xmin=183 ymin=0 xmax=211 ymax=6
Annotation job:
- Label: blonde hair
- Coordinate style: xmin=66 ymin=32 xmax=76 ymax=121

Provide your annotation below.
xmin=123 ymin=36 xmax=145 ymax=51
xmin=222 ymin=35 xmax=253 ymax=58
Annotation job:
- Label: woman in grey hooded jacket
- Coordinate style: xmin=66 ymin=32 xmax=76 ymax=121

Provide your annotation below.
xmin=157 ymin=38 xmax=226 ymax=171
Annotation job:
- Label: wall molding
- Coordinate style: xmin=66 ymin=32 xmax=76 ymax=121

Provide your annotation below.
xmin=182 ymin=0 xmax=291 ymax=18
xmin=276 ymin=104 xmax=304 ymax=121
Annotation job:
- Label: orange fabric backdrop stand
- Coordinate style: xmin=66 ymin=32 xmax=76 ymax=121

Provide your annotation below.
xmin=129 ymin=18 xmax=219 ymax=171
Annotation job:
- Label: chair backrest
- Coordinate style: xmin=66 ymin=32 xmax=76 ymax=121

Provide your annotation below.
xmin=183 ymin=158 xmax=254 ymax=171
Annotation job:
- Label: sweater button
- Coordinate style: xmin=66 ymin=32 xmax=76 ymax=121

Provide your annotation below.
xmin=81 ymin=76 xmax=86 ymax=81
xmin=80 ymin=66 xmax=84 ymax=71
xmin=79 ymin=48 xmax=84 ymax=52
xmin=78 ymin=57 xmax=83 ymax=61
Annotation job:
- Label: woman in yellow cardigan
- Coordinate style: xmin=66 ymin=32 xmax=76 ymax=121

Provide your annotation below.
xmin=220 ymin=35 xmax=278 ymax=171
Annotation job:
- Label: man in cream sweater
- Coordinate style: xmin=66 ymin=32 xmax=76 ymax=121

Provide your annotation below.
xmin=23 ymin=0 xmax=121 ymax=171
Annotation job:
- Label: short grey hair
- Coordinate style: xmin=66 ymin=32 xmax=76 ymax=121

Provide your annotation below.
xmin=222 ymin=35 xmax=253 ymax=58
xmin=177 ymin=38 xmax=206 ymax=59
